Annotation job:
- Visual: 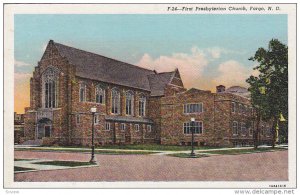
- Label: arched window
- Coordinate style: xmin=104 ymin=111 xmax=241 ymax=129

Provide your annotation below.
xmin=232 ymin=121 xmax=238 ymax=135
xmin=111 ymin=88 xmax=120 ymax=114
xmin=42 ymin=67 xmax=59 ymax=108
xmin=95 ymin=85 xmax=105 ymax=104
xmin=79 ymin=83 xmax=86 ymax=102
xmin=125 ymin=91 xmax=134 ymax=115
xmin=138 ymin=94 xmax=146 ymax=116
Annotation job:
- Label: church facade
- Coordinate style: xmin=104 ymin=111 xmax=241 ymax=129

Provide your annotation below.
xmin=23 ymin=40 xmax=272 ymax=147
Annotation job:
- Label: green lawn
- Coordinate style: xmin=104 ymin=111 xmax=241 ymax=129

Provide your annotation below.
xmin=14 ymin=166 xmax=35 ymax=172
xmin=33 ymin=160 xmax=96 ymax=167
xmin=167 ymin=153 xmax=209 ymax=158
xmin=201 ymin=147 xmax=287 ymax=155
xmin=43 ymin=144 xmax=221 ymax=151
xmin=14 ymin=158 xmax=35 ymax=161
xmin=15 ymin=147 xmax=157 ymax=155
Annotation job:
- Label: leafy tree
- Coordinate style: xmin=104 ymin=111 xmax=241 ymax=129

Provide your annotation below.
xmin=247 ymin=39 xmax=288 ymax=148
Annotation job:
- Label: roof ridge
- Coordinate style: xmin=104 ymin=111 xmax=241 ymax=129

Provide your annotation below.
xmin=157 ymin=71 xmax=175 ymax=74
xmin=53 ymin=41 xmax=154 ymax=73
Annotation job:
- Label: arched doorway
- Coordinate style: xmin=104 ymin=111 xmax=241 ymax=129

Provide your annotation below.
xmin=37 ymin=118 xmax=52 ymax=139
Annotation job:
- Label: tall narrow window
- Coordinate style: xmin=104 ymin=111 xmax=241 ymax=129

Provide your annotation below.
xmin=105 ymin=122 xmax=111 ymax=130
xmin=231 ymin=102 xmax=236 ymax=113
xmin=79 ymin=83 xmax=86 ymax=102
xmin=111 ymin=88 xmax=120 ymax=114
xmin=126 ymin=91 xmax=134 ymax=115
xmin=94 ymin=115 xmax=99 ymax=124
xmin=232 ymin=121 xmax=238 ymax=135
xmin=147 ymin=125 xmax=152 ymax=132
xmin=135 ymin=124 xmax=140 ymax=131
xmin=95 ymin=85 xmax=105 ymax=104
xmin=240 ymin=122 xmax=246 ymax=135
xmin=42 ymin=67 xmax=59 ymax=108
xmin=138 ymin=94 xmax=146 ymax=116
xmin=76 ymin=114 xmax=80 ymax=124
xmin=121 ymin=123 xmax=126 ymax=131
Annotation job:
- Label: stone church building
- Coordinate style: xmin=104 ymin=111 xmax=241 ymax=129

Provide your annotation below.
xmin=23 ymin=40 xmax=272 ymax=147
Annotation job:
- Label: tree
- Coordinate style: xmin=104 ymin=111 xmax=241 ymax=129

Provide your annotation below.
xmin=247 ymin=39 xmax=288 ymax=148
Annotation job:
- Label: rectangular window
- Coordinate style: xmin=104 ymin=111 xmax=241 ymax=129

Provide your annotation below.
xmin=183 ymin=121 xmax=203 ymax=134
xmin=147 ymin=125 xmax=152 ymax=132
xmin=105 ymin=122 xmax=110 ymax=130
xmin=183 ymin=103 xmax=203 ymax=114
xmin=76 ymin=114 xmax=80 ymax=124
xmin=121 ymin=123 xmax=126 ymax=131
xmin=232 ymin=121 xmax=238 ymax=135
xmin=94 ymin=115 xmax=99 ymax=124
xmin=135 ymin=124 xmax=140 ymax=131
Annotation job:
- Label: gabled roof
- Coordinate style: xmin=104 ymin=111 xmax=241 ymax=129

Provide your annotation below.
xmin=185 ymin=88 xmax=211 ymax=94
xmin=53 ymin=41 xmax=155 ymax=91
xmin=148 ymin=72 xmax=175 ymax=96
xmin=49 ymin=40 xmax=178 ymax=95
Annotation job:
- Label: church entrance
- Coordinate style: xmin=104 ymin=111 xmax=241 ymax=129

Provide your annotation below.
xmin=37 ymin=118 xmax=52 ymax=139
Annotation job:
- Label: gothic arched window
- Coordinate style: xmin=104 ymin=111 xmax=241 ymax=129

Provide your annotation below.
xmin=79 ymin=83 xmax=86 ymax=102
xmin=125 ymin=91 xmax=134 ymax=115
xmin=95 ymin=85 xmax=105 ymax=104
xmin=111 ymin=88 xmax=120 ymax=114
xmin=42 ymin=67 xmax=59 ymax=108
xmin=138 ymin=94 xmax=146 ymax=116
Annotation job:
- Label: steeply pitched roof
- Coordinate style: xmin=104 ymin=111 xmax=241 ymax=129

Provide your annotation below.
xmin=49 ymin=40 xmax=181 ymax=96
xmin=148 ymin=72 xmax=175 ymax=96
xmin=53 ymin=41 xmax=156 ymax=91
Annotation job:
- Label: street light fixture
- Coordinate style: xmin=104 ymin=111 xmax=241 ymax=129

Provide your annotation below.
xmin=190 ymin=117 xmax=196 ymax=158
xmin=90 ymin=107 xmax=97 ymax=164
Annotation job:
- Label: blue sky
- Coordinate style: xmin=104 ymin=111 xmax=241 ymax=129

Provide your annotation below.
xmin=14 ymin=14 xmax=287 ymax=113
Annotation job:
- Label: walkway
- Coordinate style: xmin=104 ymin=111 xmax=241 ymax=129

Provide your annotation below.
xmin=14 ymin=150 xmax=288 ymax=181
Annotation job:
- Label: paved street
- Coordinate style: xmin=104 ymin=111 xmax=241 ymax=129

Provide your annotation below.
xmin=14 ymin=150 xmax=288 ymax=181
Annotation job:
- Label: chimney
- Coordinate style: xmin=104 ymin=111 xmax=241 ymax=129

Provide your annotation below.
xmin=216 ymin=85 xmax=225 ymax=93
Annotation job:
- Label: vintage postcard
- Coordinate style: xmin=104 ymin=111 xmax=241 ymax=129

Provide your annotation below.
xmin=3 ymin=2 xmax=297 ymax=191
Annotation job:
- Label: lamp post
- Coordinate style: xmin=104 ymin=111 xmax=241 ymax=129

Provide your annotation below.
xmin=190 ymin=117 xmax=196 ymax=157
xmin=90 ymin=107 xmax=97 ymax=163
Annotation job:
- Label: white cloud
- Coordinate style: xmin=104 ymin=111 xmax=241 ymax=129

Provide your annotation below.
xmin=42 ymin=43 xmax=48 ymax=52
xmin=206 ymin=47 xmax=222 ymax=59
xmin=14 ymin=59 xmax=31 ymax=67
xmin=14 ymin=72 xmax=32 ymax=83
xmin=212 ymin=60 xmax=255 ymax=88
xmin=136 ymin=46 xmax=209 ymax=88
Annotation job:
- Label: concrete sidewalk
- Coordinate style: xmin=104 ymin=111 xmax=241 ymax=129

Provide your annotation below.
xmin=14 ymin=144 xmax=288 ymax=155
xmin=14 ymin=158 xmax=99 ymax=173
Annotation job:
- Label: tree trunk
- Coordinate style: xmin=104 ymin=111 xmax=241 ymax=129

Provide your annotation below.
xmin=271 ymin=117 xmax=277 ymax=148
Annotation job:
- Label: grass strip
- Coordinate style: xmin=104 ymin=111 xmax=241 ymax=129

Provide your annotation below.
xmin=33 ymin=160 xmax=96 ymax=167
xmin=204 ymin=147 xmax=286 ymax=155
xmin=15 ymin=147 xmax=157 ymax=155
xmin=14 ymin=158 xmax=36 ymax=161
xmin=14 ymin=166 xmax=35 ymax=172
xmin=167 ymin=153 xmax=209 ymax=158
xmin=41 ymin=144 xmax=220 ymax=151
